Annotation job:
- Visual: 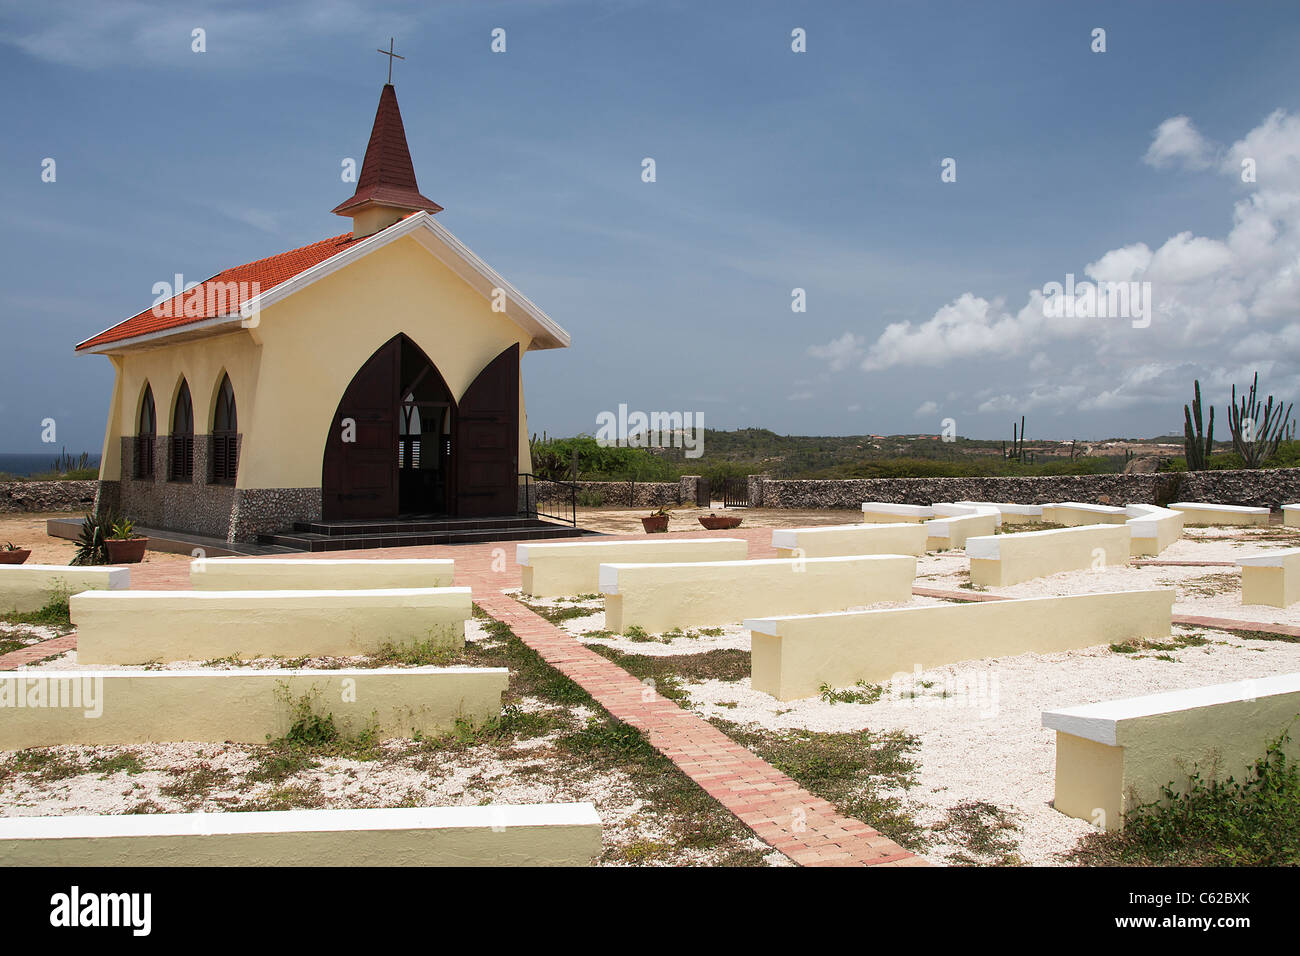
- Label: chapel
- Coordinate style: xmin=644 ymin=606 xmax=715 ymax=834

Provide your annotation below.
xmin=76 ymin=78 xmax=569 ymax=544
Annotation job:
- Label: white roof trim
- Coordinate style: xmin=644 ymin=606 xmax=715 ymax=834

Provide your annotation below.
xmin=78 ymin=212 xmax=570 ymax=354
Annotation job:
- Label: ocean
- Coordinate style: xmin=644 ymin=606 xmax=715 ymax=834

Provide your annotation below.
xmin=0 ymin=453 xmax=101 ymax=477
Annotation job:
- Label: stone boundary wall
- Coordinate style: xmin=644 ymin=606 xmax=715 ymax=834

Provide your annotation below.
xmin=570 ymin=478 xmax=692 ymax=508
xmin=561 ymin=469 xmax=1300 ymax=511
xmin=749 ymin=468 xmax=1300 ymax=511
xmin=0 ymin=480 xmax=99 ymax=514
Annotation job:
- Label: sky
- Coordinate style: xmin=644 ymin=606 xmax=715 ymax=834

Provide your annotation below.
xmin=1 ymin=0 xmax=1299 ymax=453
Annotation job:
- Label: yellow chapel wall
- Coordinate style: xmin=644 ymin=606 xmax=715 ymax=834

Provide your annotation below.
xmin=98 ymin=333 xmax=263 ymax=483
xmin=99 ymin=235 xmax=537 ymax=490
xmin=243 ymin=235 xmax=532 ymax=489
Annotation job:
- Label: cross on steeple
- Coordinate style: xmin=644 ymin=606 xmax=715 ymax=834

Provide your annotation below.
xmin=376 ymin=37 xmax=404 ymax=84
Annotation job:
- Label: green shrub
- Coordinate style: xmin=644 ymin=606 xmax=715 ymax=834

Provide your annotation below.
xmin=1070 ymin=724 xmax=1300 ymax=866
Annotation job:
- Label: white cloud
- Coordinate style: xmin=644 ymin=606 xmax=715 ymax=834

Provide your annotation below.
xmin=1086 ymin=244 xmax=1152 ymax=283
xmin=809 ymin=110 xmax=1300 ymax=424
xmin=1146 ymin=232 xmax=1232 ymax=283
xmin=806 ymin=331 xmax=866 ymax=372
xmin=0 ymin=1 xmax=425 ymax=69
xmin=1143 ymin=115 xmax=1214 ymax=170
xmin=913 ymin=400 xmax=938 ymax=417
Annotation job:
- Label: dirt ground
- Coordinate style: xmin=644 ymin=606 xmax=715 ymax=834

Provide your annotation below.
xmin=0 ymin=512 xmax=187 ymax=567
xmin=573 ymin=505 xmax=862 ymax=535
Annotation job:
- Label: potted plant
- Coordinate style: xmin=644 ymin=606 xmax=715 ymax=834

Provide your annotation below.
xmin=641 ymin=506 xmax=671 ymax=533
xmin=104 ymin=518 xmax=149 ymax=564
xmin=0 ymin=542 xmax=31 ymax=565
xmin=698 ymin=512 xmax=743 ymax=530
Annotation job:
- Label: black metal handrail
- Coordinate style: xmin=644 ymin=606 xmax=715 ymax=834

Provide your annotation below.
xmin=519 ymin=473 xmax=577 ymax=526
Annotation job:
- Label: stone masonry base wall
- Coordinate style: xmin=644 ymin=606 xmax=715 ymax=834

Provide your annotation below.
xmin=0 ymin=480 xmax=99 ymax=514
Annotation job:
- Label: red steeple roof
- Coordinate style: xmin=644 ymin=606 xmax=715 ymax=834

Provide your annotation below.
xmin=332 ymin=84 xmax=442 ymax=217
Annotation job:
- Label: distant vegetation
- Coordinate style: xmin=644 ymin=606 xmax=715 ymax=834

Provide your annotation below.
xmin=529 ymin=429 xmax=1146 ymax=483
xmin=1162 ymin=440 xmax=1300 ymax=472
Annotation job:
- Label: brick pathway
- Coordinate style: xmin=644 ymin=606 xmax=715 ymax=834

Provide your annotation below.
xmin=439 ymin=536 xmax=924 ymax=866
xmin=0 ymin=635 xmax=77 ymax=671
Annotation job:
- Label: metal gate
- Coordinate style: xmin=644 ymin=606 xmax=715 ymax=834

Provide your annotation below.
xmin=722 ymin=477 xmax=748 ymax=508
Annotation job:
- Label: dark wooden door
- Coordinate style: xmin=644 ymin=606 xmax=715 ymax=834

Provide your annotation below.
xmin=455 ymin=343 xmax=519 ymax=517
xmin=322 ymin=336 xmax=400 ymax=520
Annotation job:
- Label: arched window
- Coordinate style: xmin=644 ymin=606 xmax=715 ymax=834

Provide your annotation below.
xmin=135 ymin=383 xmax=156 ymax=480
xmin=211 ymin=374 xmax=239 ymax=484
xmin=170 ymin=380 xmax=194 ymax=482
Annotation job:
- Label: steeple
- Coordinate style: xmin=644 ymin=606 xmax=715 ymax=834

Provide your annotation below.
xmin=332 ymin=83 xmax=442 ymax=238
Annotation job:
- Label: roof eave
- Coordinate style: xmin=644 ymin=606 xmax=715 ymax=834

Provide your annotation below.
xmin=76 ymin=314 xmax=248 ymax=355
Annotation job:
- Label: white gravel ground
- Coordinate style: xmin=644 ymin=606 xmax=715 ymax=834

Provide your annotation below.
xmin=535 ymin=525 xmax=1300 ymax=865
xmin=7 ymin=524 xmax=1298 ymax=866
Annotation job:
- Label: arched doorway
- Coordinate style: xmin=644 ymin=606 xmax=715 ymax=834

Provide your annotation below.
xmin=322 ymin=337 xmax=520 ymax=521
xmin=322 ymin=334 xmax=456 ymax=520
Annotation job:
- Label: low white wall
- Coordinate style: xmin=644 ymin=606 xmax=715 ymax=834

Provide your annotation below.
xmin=0 ymin=565 xmax=129 ymax=613
xmin=1169 ymin=502 xmax=1270 ymax=526
xmin=1123 ymin=504 xmax=1185 ymax=557
xmin=73 ymin=587 xmax=473 ymax=664
xmin=600 ymin=554 xmax=916 ymax=633
xmin=748 ymin=588 xmax=1173 ymax=700
xmin=1044 ymin=674 xmax=1300 ymax=829
xmin=0 ymin=667 xmax=508 ymax=748
xmin=1236 ymin=548 xmax=1300 ymax=608
xmin=0 ymin=804 xmax=603 ymax=866
xmin=955 ymin=501 xmax=1043 ymax=524
xmin=861 ymin=502 xmax=932 ymax=523
xmin=1041 ymin=502 xmax=1129 ymax=526
xmin=967 ymin=523 xmax=1131 ymax=587
xmin=517 ymin=538 xmax=748 ymax=597
xmin=191 ymin=558 xmax=455 ymax=590
xmin=772 ymin=522 xmax=927 ymax=558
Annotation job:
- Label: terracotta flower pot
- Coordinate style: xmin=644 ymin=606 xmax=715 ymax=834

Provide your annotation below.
xmin=641 ymin=515 xmax=669 ymax=533
xmin=0 ymin=549 xmax=31 ymax=565
xmin=698 ymin=514 xmax=743 ymax=530
xmin=106 ymin=537 xmax=148 ymax=564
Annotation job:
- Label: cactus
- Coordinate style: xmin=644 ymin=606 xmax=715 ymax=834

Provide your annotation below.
xmin=1009 ymin=416 xmax=1027 ymax=463
xmin=1227 ymin=372 xmax=1293 ymax=468
xmin=1183 ymin=379 xmax=1214 ymax=471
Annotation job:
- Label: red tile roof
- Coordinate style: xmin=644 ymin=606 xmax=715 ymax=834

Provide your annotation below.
xmin=76 ymin=232 xmax=363 ymax=351
xmin=331 ymin=83 xmax=442 ymax=217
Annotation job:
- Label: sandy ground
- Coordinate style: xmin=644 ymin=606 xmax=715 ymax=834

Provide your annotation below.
xmin=573 ymin=505 xmax=862 ymax=535
xmin=0 ymin=512 xmax=188 ymax=568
